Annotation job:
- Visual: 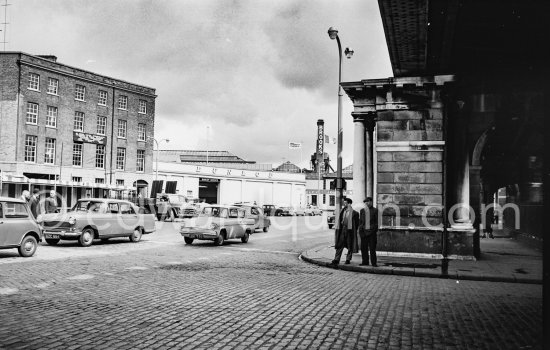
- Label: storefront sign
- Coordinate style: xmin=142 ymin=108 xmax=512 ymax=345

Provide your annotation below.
xmin=73 ymin=132 xmax=107 ymax=145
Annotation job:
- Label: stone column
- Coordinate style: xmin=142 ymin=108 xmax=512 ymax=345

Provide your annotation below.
xmin=352 ymin=113 xmax=366 ymax=207
xmin=365 ymin=116 xmax=376 ymax=198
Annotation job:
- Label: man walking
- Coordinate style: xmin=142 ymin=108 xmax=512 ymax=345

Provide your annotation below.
xmin=29 ymin=188 xmax=41 ymax=219
xmin=359 ymin=197 xmax=379 ymax=267
xmin=44 ymin=190 xmax=58 ymax=214
xmin=329 ymin=197 xmax=359 ymax=267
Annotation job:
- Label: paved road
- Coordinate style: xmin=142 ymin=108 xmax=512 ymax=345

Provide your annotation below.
xmin=0 ymin=216 xmax=543 ymax=349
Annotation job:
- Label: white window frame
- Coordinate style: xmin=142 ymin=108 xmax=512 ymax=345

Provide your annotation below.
xmin=26 ymin=102 xmax=39 ymax=125
xmin=72 ymin=176 xmax=82 ymax=182
xmin=74 ymin=112 xmax=84 ymax=131
xmin=46 ymin=106 xmax=58 ymax=128
xmin=137 ymin=123 xmax=146 ymax=141
xmin=44 ymin=138 xmax=56 ymax=164
xmin=28 ymin=73 xmax=40 ymax=91
xmin=95 ymin=144 xmax=105 ymax=169
xmin=139 ymin=100 xmax=147 ymax=114
xmin=47 ymin=77 xmax=58 ymax=95
xmin=97 ymin=116 xmax=107 ymax=135
xmin=136 ymin=150 xmax=145 ymax=172
xmin=118 ymin=95 xmax=128 ymax=110
xmin=72 ymin=143 xmax=83 ymax=167
xmin=116 ymin=179 xmax=124 ymax=186
xmin=75 ymin=84 xmax=86 ymax=101
xmin=117 ymin=120 xmax=127 ymax=139
xmin=98 ymin=90 xmax=107 ymax=106
xmin=116 ymin=147 xmax=126 ymax=171
xmin=24 ymin=135 xmax=37 ymax=163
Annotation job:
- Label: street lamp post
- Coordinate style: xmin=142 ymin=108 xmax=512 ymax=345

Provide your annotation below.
xmin=150 ymin=137 xmax=170 ymax=180
xmin=328 ymin=27 xmax=353 ymax=216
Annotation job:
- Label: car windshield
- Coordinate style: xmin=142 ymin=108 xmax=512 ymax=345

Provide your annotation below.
xmin=200 ymin=207 xmax=223 ymax=217
xmin=71 ymin=201 xmax=104 ymax=213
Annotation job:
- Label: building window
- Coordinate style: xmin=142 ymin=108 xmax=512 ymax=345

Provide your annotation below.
xmin=28 ymin=73 xmax=40 ymax=91
xmin=73 ymin=143 xmax=83 ymax=167
xmin=116 ymin=147 xmax=126 ymax=170
xmin=75 ymin=84 xmax=86 ymax=101
xmin=136 ymin=150 xmax=145 ymax=172
xmin=24 ymin=135 xmax=37 ymax=162
xmin=44 ymin=138 xmax=56 ymax=164
xmin=46 ymin=106 xmax=58 ymax=128
xmin=72 ymin=176 xmax=82 ymax=182
xmin=26 ymin=102 xmax=38 ymax=124
xmin=47 ymin=78 xmax=58 ymax=95
xmin=95 ymin=178 xmax=105 ymax=184
xmin=116 ymin=179 xmax=124 ymax=186
xmin=329 ymin=195 xmax=335 ymax=206
xmin=139 ymin=100 xmax=147 ymax=114
xmin=118 ymin=95 xmax=128 ymax=110
xmin=137 ymin=123 xmax=146 ymax=141
xmin=311 ymin=195 xmax=318 ymax=206
xmin=98 ymin=90 xmax=108 ymax=106
xmin=74 ymin=112 xmax=84 ymax=131
xmin=97 ymin=116 xmax=107 ymax=135
xmin=95 ymin=144 xmax=105 ymax=169
xmin=117 ymin=120 xmax=127 ymax=138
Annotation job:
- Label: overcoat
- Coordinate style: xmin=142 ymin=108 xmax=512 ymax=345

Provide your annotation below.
xmin=334 ymin=207 xmax=359 ymax=253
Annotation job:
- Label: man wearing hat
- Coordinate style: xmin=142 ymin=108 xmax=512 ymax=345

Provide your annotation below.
xmin=29 ymin=188 xmax=41 ymax=219
xmin=359 ymin=197 xmax=379 ymax=266
xmin=328 ymin=197 xmax=359 ymax=267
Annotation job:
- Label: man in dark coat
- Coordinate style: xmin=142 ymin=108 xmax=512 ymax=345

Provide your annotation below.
xmin=29 ymin=188 xmax=41 ymax=219
xmin=329 ymin=197 xmax=359 ymax=267
xmin=44 ymin=190 xmax=58 ymax=214
xmin=359 ymin=197 xmax=379 ymax=266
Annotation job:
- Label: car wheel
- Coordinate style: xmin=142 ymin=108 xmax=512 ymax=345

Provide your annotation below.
xmin=45 ymin=238 xmax=60 ymax=245
xmin=129 ymin=228 xmax=142 ymax=243
xmin=215 ymin=232 xmax=225 ymax=246
xmin=18 ymin=235 xmax=38 ymax=257
xmin=241 ymin=231 xmax=250 ymax=243
xmin=263 ymin=226 xmax=269 ymax=233
xmin=184 ymin=237 xmax=194 ymax=245
xmin=79 ymin=228 xmax=95 ymax=247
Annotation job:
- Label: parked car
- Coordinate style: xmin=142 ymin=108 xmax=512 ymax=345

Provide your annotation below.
xmin=326 ymin=209 xmax=336 ymax=229
xmin=180 ymin=205 xmax=255 ymax=245
xmin=304 ymin=205 xmax=322 ymax=216
xmin=0 ymin=197 xmax=42 ymax=257
xmin=235 ymin=204 xmax=271 ymax=232
xmin=277 ymin=207 xmax=294 ymax=216
xmin=262 ymin=204 xmax=277 ymax=216
xmin=40 ymin=198 xmax=156 ymax=247
xmin=294 ymin=207 xmax=306 ymax=216
xmin=155 ymin=193 xmax=200 ymax=221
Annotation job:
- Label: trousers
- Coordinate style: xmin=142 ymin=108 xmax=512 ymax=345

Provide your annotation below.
xmin=360 ymin=230 xmax=377 ymax=265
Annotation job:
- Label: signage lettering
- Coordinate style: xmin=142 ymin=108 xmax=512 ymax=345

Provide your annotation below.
xmin=227 ymin=169 xmax=232 ymax=175
xmin=73 ymin=132 xmax=107 ymax=145
xmin=196 ymin=166 xmax=201 ymax=172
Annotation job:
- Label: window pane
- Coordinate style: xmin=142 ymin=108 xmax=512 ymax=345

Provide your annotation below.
xmin=25 ymin=135 xmax=37 ymax=162
xmin=97 ymin=116 xmax=107 ymax=135
xmin=117 ymin=120 xmax=127 ymax=138
xmin=98 ymin=90 xmax=107 ymax=106
xmin=139 ymin=100 xmax=147 ymax=114
xmin=136 ymin=150 xmax=145 ymax=172
xmin=28 ymin=73 xmax=40 ymax=90
xmin=44 ymin=138 xmax=56 ymax=164
xmin=138 ymin=123 xmax=146 ymax=141
xmin=118 ymin=95 xmax=127 ymax=109
xmin=116 ymin=147 xmax=126 ymax=170
xmin=73 ymin=143 xmax=82 ymax=166
xmin=46 ymin=106 xmax=57 ymax=127
xmin=26 ymin=102 xmax=38 ymax=124
xmin=74 ymin=112 xmax=84 ymax=131
xmin=75 ymin=84 xmax=86 ymax=101
xmin=47 ymin=78 xmax=58 ymax=94
xmin=95 ymin=145 xmax=105 ymax=168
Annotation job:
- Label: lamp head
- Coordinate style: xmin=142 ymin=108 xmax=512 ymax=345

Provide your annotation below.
xmin=344 ymin=47 xmax=354 ymax=59
xmin=327 ymin=27 xmax=338 ymax=40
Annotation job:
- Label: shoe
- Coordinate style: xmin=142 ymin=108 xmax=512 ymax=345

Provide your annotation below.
xmin=328 ymin=261 xmax=339 ymax=268
xmin=345 ymin=260 xmax=351 ymax=264
xmin=360 ymin=263 xmax=369 ymax=266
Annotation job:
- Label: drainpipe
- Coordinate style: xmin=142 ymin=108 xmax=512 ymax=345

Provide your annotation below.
xmin=109 ymin=85 xmax=116 ymax=185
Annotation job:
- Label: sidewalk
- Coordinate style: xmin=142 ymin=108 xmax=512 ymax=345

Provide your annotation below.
xmin=300 ymin=232 xmax=543 ymax=284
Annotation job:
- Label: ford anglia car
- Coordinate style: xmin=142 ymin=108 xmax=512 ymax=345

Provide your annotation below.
xmin=180 ymin=205 xmax=255 ymax=245
xmin=40 ymin=198 xmax=156 ymax=247
xmin=0 ymin=197 xmax=42 ymax=257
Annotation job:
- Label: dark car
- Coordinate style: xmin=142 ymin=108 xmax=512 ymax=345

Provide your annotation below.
xmin=262 ymin=204 xmax=277 ymax=216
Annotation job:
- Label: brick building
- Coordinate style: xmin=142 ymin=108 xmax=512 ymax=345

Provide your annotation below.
xmin=0 ymin=52 xmax=156 ymax=206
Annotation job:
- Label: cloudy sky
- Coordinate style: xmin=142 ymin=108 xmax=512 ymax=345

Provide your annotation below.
xmin=6 ymin=0 xmax=392 ymax=169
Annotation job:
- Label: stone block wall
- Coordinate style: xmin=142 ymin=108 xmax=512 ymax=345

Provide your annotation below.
xmin=376 ymin=109 xmax=444 ymax=230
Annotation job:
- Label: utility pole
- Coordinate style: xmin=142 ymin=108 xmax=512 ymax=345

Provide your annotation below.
xmin=1 ymin=0 xmax=11 ymax=51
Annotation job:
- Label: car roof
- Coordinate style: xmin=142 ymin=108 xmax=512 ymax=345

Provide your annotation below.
xmin=76 ymin=198 xmax=132 ymax=204
xmin=0 ymin=196 xmax=26 ymax=203
xmin=204 ymin=205 xmax=243 ymax=210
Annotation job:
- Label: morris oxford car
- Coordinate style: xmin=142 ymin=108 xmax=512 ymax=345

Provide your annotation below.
xmin=0 ymin=197 xmax=42 ymax=257
xmin=180 ymin=205 xmax=255 ymax=245
xmin=234 ymin=204 xmax=271 ymax=232
xmin=40 ymin=198 xmax=156 ymax=247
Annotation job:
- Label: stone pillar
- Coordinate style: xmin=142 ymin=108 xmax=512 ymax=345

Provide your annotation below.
xmin=365 ymin=116 xmax=376 ymax=198
xmin=352 ymin=113 xmax=366 ymax=206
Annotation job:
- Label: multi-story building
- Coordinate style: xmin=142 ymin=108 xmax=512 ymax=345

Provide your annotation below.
xmin=0 ymin=52 xmax=156 ymax=206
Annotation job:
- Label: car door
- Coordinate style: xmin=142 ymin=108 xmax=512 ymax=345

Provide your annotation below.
xmin=227 ymin=208 xmax=242 ymax=238
xmin=0 ymin=201 xmax=31 ymax=246
xmin=249 ymin=206 xmax=260 ymax=230
xmin=103 ymin=202 xmax=120 ymax=237
xmin=120 ymin=202 xmax=139 ymax=234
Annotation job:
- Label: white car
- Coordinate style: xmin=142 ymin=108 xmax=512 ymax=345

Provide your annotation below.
xmin=304 ymin=205 xmax=322 ymax=216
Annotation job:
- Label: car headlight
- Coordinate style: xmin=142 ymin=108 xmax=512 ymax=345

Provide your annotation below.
xmin=68 ymin=217 xmax=76 ymax=225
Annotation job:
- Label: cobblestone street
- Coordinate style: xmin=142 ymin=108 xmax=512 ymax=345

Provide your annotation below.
xmin=0 ymin=218 xmax=543 ymax=349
